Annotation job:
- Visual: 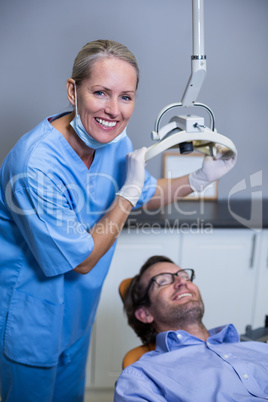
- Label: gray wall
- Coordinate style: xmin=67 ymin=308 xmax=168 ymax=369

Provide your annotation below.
xmin=1 ymin=0 xmax=267 ymax=199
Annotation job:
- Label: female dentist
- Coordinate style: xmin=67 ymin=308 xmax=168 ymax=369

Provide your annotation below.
xmin=0 ymin=39 xmax=236 ymax=401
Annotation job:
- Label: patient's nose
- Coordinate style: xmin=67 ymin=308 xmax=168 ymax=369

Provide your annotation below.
xmin=173 ymin=275 xmax=187 ymax=288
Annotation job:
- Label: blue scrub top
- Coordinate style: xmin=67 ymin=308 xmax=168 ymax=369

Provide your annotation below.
xmin=0 ymin=115 xmax=157 ymax=367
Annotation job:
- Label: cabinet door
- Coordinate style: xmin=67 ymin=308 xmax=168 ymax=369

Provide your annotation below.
xmin=179 ymin=229 xmax=258 ymax=335
xmin=252 ymin=230 xmax=268 ymax=328
xmin=88 ymin=229 xmax=180 ymax=388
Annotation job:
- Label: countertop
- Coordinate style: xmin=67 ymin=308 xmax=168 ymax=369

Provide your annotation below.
xmin=124 ymin=199 xmax=267 ymax=230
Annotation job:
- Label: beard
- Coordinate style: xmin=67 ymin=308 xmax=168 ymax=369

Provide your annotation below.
xmin=152 ymin=299 xmax=205 ymax=330
xmin=170 ymin=300 xmax=204 ymax=326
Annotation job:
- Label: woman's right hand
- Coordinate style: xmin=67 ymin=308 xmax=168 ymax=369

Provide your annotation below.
xmin=116 ymin=147 xmax=147 ymax=206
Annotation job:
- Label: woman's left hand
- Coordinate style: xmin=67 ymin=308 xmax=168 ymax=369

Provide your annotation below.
xmin=189 ymin=145 xmax=237 ymax=192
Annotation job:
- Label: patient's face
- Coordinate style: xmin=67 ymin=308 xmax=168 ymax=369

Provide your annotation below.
xmin=139 ymin=262 xmax=204 ymax=332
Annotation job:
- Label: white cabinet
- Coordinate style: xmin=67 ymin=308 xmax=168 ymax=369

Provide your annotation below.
xmin=86 ymin=227 xmax=267 ymax=389
xmin=252 ymin=230 xmax=268 ymax=328
xmin=179 ymin=229 xmax=259 ymax=334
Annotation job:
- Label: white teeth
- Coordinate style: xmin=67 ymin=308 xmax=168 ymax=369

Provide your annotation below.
xmin=96 ymin=118 xmax=116 ymax=128
xmin=176 ymin=293 xmax=192 ymax=300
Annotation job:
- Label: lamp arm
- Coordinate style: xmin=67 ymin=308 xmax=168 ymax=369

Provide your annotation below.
xmin=181 ymin=0 xmax=207 ymax=107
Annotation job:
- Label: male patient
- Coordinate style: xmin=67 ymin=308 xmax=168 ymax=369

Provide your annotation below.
xmin=114 ymin=255 xmax=268 ymax=401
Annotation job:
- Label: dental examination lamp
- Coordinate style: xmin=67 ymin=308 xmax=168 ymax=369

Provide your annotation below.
xmin=145 ymin=0 xmax=237 ymax=163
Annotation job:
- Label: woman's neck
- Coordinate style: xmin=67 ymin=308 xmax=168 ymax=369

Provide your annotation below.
xmin=51 ymin=112 xmax=95 ymax=169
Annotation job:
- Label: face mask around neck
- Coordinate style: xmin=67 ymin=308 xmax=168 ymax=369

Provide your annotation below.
xmin=69 ymin=83 xmax=127 ymax=150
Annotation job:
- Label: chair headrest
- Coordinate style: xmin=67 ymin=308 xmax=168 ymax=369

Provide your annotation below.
xmin=122 ymin=343 xmax=156 ymax=369
xmin=119 ymin=277 xmax=133 ymax=302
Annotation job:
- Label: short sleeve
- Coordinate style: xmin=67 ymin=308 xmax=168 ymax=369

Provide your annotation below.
xmin=6 ymin=170 xmax=94 ymax=277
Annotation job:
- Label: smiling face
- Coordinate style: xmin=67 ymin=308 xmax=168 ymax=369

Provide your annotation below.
xmin=135 ymin=262 xmax=204 ymax=333
xmin=68 ymin=57 xmax=137 ymax=144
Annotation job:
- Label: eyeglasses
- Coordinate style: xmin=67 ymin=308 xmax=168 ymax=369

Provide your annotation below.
xmin=140 ymin=269 xmax=195 ymax=304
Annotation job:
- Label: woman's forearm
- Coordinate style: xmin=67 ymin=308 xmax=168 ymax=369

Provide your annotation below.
xmin=74 ymin=196 xmax=133 ymax=274
xmin=144 ymin=175 xmax=193 ymax=210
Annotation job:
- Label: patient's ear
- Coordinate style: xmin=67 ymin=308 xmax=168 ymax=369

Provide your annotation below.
xmin=135 ymin=307 xmax=154 ymax=324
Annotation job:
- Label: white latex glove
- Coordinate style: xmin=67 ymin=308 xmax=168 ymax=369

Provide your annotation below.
xmin=116 ymin=147 xmax=147 ymax=207
xmin=189 ymin=145 xmax=237 ymax=193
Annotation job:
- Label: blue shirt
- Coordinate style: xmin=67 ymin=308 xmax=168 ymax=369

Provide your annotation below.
xmin=0 ymin=114 xmax=157 ymax=367
xmin=114 ymin=324 xmax=268 ymax=401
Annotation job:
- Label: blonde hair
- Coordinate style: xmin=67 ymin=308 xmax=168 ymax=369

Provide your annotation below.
xmin=71 ymin=39 xmax=139 ymax=89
